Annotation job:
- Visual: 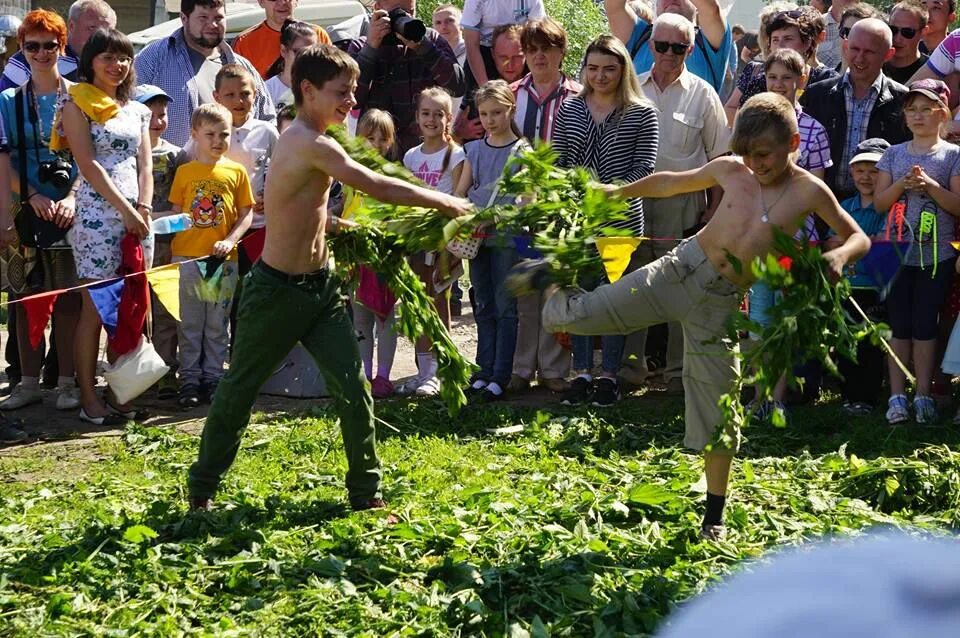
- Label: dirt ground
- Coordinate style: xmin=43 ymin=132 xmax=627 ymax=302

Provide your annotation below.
xmin=0 ymin=304 xmax=481 ymax=453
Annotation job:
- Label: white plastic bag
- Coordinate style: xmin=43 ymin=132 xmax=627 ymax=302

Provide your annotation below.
xmin=103 ymin=336 xmax=169 ymax=405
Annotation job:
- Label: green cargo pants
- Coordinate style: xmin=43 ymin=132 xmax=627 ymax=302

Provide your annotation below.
xmin=188 ymin=261 xmax=382 ymax=502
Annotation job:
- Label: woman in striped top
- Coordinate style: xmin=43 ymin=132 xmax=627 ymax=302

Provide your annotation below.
xmin=552 ymin=34 xmax=659 ymax=408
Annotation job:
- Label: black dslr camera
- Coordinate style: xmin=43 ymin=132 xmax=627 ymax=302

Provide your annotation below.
xmin=382 ymin=7 xmax=426 ymax=46
xmin=38 ymin=156 xmax=72 ymax=190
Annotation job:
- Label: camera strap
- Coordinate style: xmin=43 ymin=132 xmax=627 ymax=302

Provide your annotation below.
xmin=14 ymin=85 xmax=30 ymax=217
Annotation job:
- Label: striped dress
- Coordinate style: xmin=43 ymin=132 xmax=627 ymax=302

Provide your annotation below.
xmin=551 ymin=95 xmax=659 ymax=235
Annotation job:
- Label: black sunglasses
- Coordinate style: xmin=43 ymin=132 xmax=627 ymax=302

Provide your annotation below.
xmin=839 ymin=26 xmax=852 ymax=39
xmin=773 ymin=9 xmax=804 ymax=21
xmin=653 ymin=40 xmax=690 ymax=55
xmin=889 ymin=25 xmax=919 ymax=39
xmin=23 ymin=41 xmax=59 ymax=54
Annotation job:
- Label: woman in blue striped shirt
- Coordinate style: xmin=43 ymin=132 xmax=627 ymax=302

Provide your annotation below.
xmin=552 ymin=34 xmax=659 ymax=407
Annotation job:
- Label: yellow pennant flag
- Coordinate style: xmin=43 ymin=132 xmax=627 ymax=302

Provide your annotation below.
xmin=596 ymin=237 xmax=643 ymax=283
xmin=952 ymin=242 xmax=960 ymax=251
xmin=145 ymin=263 xmax=181 ymax=322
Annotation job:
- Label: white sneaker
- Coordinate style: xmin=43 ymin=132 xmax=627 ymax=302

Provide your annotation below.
xmin=395 ymin=376 xmax=423 ymax=396
xmin=56 ymin=386 xmax=81 ymax=411
xmin=414 ymin=376 xmax=441 ymax=396
xmin=0 ymin=385 xmax=42 ymax=411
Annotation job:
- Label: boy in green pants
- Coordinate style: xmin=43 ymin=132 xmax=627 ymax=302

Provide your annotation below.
xmin=187 ymin=45 xmax=471 ymax=511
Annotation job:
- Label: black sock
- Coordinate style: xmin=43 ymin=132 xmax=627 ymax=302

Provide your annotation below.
xmin=703 ymin=492 xmax=726 ymax=526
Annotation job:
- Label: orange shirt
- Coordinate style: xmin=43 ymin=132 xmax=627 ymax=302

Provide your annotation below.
xmin=233 ymin=21 xmax=331 ymax=79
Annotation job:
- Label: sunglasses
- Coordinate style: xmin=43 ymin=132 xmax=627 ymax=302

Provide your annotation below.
xmin=839 ymin=26 xmax=852 ymax=39
xmin=653 ymin=40 xmax=690 ymax=55
xmin=773 ymin=9 xmax=804 ymax=21
xmin=23 ymin=41 xmax=59 ymax=54
xmin=889 ymin=25 xmax=919 ymax=38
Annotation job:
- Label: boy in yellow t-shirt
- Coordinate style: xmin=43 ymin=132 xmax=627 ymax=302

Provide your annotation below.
xmin=169 ymin=104 xmax=255 ymax=407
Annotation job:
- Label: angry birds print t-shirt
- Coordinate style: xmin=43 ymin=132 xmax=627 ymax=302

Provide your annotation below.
xmin=168 ymin=158 xmax=255 ymax=260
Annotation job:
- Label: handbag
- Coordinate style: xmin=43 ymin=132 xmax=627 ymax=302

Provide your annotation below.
xmin=102 ymin=310 xmax=169 ymax=405
xmin=14 ymin=82 xmax=70 ymax=249
xmin=446 ymin=139 xmax=526 ymax=260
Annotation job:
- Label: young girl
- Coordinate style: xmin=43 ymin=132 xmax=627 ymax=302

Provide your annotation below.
xmin=264 ymin=20 xmax=318 ymax=112
xmin=455 ymin=80 xmax=529 ymax=402
xmin=399 ymin=87 xmax=466 ymax=396
xmin=874 ymin=79 xmax=960 ymax=425
xmin=349 ymin=109 xmax=400 ymax=398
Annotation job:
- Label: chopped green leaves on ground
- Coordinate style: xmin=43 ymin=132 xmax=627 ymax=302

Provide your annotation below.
xmin=2 ymin=397 xmax=959 ymax=635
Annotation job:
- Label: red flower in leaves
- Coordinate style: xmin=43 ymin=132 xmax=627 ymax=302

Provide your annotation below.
xmin=778 ymin=256 xmax=793 ymax=271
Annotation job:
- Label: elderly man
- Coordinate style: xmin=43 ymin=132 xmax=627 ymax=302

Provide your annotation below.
xmin=884 ymin=0 xmax=930 ymax=84
xmin=507 ymin=17 xmax=580 ymax=394
xmin=233 ymin=0 xmax=331 ymax=78
xmin=801 ymin=19 xmax=910 ymax=203
xmin=135 ymin=0 xmax=275 ymax=148
xmin=453 ymin=23 xmax=526 ymax=143
xmin=605 ymin=0 xmax=733 ymax=94
xmin=345 ymin=0 xmax=464 ymax=153
xmin=621 ymin=12 xmax=729 ymax=392
xmin=0 ymin=0 xmax=114 ymax=90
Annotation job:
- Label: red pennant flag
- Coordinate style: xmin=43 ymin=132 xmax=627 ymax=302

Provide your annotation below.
xmin=21 ymin=290 xmax=61 ymax=349
xmin=241 ymin=228 xmax=266 ymax=264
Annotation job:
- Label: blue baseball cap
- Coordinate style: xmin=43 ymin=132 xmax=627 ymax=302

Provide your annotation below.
xmin=134 ymin=84 xmax=172 ymax=105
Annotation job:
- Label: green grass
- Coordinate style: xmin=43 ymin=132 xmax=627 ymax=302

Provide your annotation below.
xmin=1 ymin=395 xmax=959 ymax=636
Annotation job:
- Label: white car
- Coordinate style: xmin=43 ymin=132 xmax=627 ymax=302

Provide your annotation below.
xmin=127 ymin=0 xmax=366 ymax=50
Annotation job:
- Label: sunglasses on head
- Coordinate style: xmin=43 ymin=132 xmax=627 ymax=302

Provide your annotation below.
xmin=23 ymin=41 xmax=58 ymax=54
xmin=839 ymin=26 xmax=852 ymax=39
xmin=653 ymin=40 xmax=690 ymax=55
xmin=773 ymin=9 xmax=804 ymax=21
xmin=889 ymin=25 xmax=919 ymax=38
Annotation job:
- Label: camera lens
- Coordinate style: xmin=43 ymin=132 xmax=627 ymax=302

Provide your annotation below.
xmin=387 ymin=8 xmax=426 ymax=43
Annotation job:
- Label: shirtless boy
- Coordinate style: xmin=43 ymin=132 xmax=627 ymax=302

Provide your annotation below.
xmin=531 ymin=93 xmax=870 ymax=538
xmin=187 ymin=45 xmax=472 ymax=512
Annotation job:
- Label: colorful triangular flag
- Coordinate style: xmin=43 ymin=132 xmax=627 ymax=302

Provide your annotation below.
xmin=596 ymin=237 xmax=643 ymax=283
xmin=22 ymin=290 xmax=60 ymax=349
xmin=87 ymin=278 xmax=125 ymax=337
xmin=145 ymin=263 xmax=181 ymax=322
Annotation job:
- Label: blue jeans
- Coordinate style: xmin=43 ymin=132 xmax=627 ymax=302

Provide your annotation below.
xmin=572 ymin=334 xmax=625 ymax=375
xmin=469 ymin=244 xmax=519 ymax=386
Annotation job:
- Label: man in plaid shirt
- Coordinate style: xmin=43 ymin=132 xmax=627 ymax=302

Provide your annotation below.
xmin=134 ymin=0 xmax=276 ymax=148
xmin=343 ymin=0 xmax=465 ymax=153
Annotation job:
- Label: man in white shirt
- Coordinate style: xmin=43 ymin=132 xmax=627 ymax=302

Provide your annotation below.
xmin=622 ymin=13 xmax=729 ymax=392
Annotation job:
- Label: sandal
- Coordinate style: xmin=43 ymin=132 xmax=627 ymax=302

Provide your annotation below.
xmin=79 ymin=408 xmax=129 ymax=427
xmin=106 ymin=400 xmax=149 ymax=421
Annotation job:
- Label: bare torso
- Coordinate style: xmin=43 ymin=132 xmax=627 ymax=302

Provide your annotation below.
xmin=259 ymin=120 xmax=333 ymax=274
xmin=697 ymin=162 xmax=820 ymax=289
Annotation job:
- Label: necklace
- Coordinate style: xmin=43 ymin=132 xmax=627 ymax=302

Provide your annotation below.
xmin=758 ymin=177 xmax=789 ymax=224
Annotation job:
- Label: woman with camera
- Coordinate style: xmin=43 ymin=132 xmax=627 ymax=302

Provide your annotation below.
xmin=58 ymin=28 xmax=152 ymax=426
xmin=0 ymin=9 xmax=81 ymax=414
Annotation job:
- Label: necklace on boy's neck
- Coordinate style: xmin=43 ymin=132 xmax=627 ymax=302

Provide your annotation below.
xmin=758 ymin=179 xmax=789 ymax=224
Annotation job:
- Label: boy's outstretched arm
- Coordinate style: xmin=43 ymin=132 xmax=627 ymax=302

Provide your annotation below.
xmin=317 ymin=135 xmax=473 ymax=218
xmin=812 ymin=179 xmax=871 ymax=279
xmin=616 ymin=158 xmax=725 ymax=200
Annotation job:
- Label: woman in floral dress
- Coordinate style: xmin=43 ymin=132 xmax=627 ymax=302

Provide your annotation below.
xmin=58 ymin=28 xmax=152 ymax=426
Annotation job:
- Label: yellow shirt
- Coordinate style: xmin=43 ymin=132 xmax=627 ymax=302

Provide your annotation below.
xmin=169 ymin=158 xmax=255 ymax=260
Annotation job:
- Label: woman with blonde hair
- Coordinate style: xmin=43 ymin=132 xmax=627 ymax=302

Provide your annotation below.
xmin=551 ymin=34 xmax=659 ymax=407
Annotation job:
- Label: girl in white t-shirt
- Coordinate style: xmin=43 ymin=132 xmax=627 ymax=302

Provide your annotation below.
xmin=399 ymin=87 xmax=467 ymax=396
xmin=264 ymin=21 xmax=318 ymax=112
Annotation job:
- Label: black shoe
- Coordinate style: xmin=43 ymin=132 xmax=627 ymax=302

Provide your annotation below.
xmin=200 ymin=382 xmax=219 ymax=404
xmin=350 ymin=497 xmax=387 ymax=511
xmin=469 ymin=387 xmax=504 ymax=404
xmin=591 ymin=378 xmax=620 ymax=407
xmin=178 ymin=385 xmax=201 ymax=408
xmin=560 ymin=377 xmax=593 ymax=406
xmin=0 ymin=421 xmax=27 ymax=444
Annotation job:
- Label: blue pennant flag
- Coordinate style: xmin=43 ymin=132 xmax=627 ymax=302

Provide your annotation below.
xmin=87 ymin=278 xmax=126 ymax=337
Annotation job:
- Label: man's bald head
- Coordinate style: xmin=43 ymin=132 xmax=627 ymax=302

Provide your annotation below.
xmin=851 ymin=17 xmax=893 ymax=49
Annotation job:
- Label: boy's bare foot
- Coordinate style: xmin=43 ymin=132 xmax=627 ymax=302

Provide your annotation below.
xmin=350 ymin=497 xmax=387 ymax=511
xmin=701 ymin=523 xmax=726 ymax=541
